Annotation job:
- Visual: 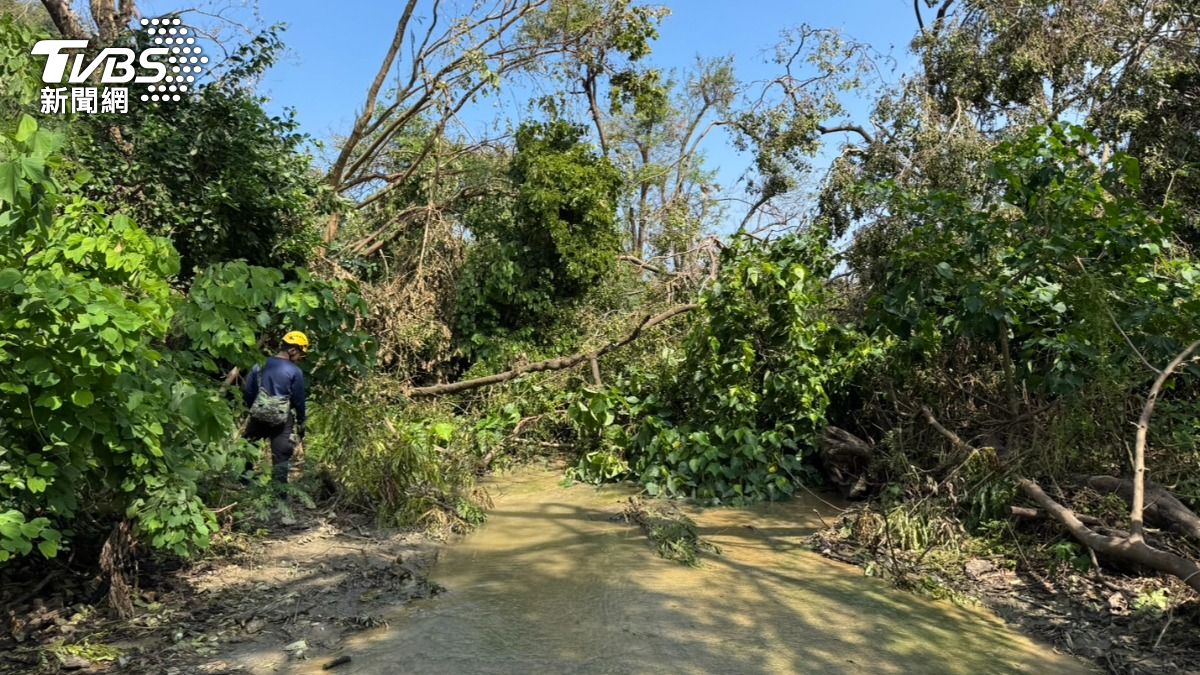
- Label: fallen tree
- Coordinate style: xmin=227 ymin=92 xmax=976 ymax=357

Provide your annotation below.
xmin=407 ymin=304 xmax=698 ymax=398
xmin=922 ymin=339 xmax=1200 ymax=594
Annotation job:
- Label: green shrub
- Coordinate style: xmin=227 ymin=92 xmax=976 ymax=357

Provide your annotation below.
xmin=0 ymin=116 xmax=240 ymax=560
xmin=456 ymin=120 xmax=622 ymax=349
xmin=176 ymin=261 xmax=374 ymax=387
xmin=306 ymin=380 xmax=486 ymax=532
xmin=563 ymin=233 xmax=884 ymax=503
xmin=0 ymin=115 xmax=374 ymax=563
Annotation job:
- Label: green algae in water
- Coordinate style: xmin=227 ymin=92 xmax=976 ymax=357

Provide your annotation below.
xmin=622 ymin=496 xmax=721 ymax=566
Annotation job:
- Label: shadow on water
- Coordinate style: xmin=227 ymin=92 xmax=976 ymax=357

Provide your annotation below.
xmin=268 ymin=469 xmax=1092 ymax=675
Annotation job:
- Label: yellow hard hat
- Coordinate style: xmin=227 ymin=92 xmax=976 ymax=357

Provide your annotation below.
xmin=282 ymin=331 xmax=310 ymax=351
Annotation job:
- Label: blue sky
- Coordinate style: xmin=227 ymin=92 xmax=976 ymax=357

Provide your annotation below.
xmin=144 ymin=0 xmax=920 ymax=214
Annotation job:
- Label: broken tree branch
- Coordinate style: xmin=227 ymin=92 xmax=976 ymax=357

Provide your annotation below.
xmin=817 ymin=123 xmax=874 ymax=145
xmin=919 ymin=405 xmax=972 ymax=453
xmin=1009 ymin=340 xmax=1200 ymax=594
xmin=408 ymin=304 xmax=697 ymax=397
xmin=618 ymin=255 xmax=676 ymax=277
xmin=1009 ymin=505 xmax=1105 ymax=528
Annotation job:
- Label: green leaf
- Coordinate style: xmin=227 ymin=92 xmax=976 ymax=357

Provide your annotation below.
xmin=0 ymin=162 xmax=17 ymax=205
xmin=15 ymin=114 xmax=37 ymax=142
xmin=27 ymin=477 xmax=47 ymax=493
xmin=71 ymin=390 xmax=94 ymax=407
xmin=37 ymin=539 xmax=59 ymax=558
xmin=431 ymin=422 xmax=454 ymax=443
xmin=0 ymin=268 xmax=21 ymax=290
xmin=34 ymin=394 xmax=62 ymax=411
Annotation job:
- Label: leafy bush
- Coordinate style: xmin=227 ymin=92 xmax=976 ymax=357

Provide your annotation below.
xmin=0 ymin=16 xmax=43 ymax=122
xmin=68 ymin=26 xmax=329 ymax=278
xmin=562 ymin=233 xmax=882 ymax=503
xmin=0 ymin=116 xmax=240 ymax=560
xmin=0 ymin=115 xmax=374 ymax=564
xmin=176 ymin=261 xmax=375 ymax=387
xmin=307 ymin=379 xmax=487 ymax=532
xmin=456 ymin=119 xmax=622 ymax=349
xmin=866 ymin=124 xmax=1199 ymax=396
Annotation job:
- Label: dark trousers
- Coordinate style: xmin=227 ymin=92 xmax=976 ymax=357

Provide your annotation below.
xmin=245 ymin=412 xmax=295 ymax=483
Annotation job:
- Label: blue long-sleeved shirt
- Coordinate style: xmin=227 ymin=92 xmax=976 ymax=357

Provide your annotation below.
xmin=243 ymin=356 xmax=307 ymax=425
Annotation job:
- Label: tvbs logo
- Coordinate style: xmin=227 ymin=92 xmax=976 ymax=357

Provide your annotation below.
xmin=31 ymin=17 xmax=206 ymax=114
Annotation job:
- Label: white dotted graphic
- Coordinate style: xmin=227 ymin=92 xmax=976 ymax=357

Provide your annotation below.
xmin=135 ymin=16 xmax=205 ymax=105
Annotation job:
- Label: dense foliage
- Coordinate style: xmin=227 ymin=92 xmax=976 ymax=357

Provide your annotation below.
xmin=868 ymin=124 xmax=1196 ymax=394
xmin=5 ymin=7 xmax=1200 ymax=654
xmin=0 ymin=14 xmax=372 ymax=565
xmin=568 ymin=234 xmax=882 ymax=503
xmin=0 ymin=117 xmax=235 ymax=560
xmin=69 ymin=28 xmax=328 ymax=278
xmin=456 ymin=120 xmax=622 ymax=350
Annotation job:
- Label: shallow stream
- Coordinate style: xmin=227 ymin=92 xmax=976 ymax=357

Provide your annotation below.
xmin=300 ymin=468 xmax=1088 ymax=674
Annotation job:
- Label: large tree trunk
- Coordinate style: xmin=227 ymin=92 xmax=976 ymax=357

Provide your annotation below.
xmin=40 ymin=0 xmax=137 ymax=42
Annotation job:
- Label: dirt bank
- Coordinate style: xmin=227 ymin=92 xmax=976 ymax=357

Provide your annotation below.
xmin=1 ymin=502 xmax=442 ymax=674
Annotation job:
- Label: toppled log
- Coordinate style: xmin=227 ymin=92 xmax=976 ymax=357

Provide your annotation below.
xmin=1010 ymin=503 xmax=1169 ymax=550
xmin=820 ymin=426 xmax=873 ymax=462
xmin=921 ymin=383 xmax=1200 ymax=593
xmin=1017 ymin=478 xmax=1200 ymax=593
xmin=1130 ymin=338 xmax=1200 ymax=542
xmin=1080 ymin=476 xmax=1200 ymax=543
xmin=1020 ymin=340 xmax=1200 ymax=593
xmin=408 ymin=304 xmax=697 ymax=398
xmin=819 ymin=426 xmax=873 ymax=499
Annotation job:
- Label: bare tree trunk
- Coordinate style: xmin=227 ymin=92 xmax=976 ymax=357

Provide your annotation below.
xmin=99 ymin=521 xmax=136 ymax=618
xmin=89 ymin=0 xmax=138 ymax=43
xmin=1130 ymin=339 xmax=1200 ymax=542
xmin=635 ymin=141 xmax=650 ymax=258
xmin=40 ymin=0 xmax=89 ymax=39
xmin=585 ymin=66 xmax=609 ymax=157
xmin=41 ymin=0 xmax=137 ymax=42
xmin=326 ymin=0 xmax=421 ymax=195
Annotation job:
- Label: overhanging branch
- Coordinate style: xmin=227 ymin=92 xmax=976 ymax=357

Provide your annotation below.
xmin=408 ymin=304 xmax=698 ymax=397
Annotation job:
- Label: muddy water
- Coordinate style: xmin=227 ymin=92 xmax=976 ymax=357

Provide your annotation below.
xmin=307 ymin=469 xmax=1089 ymax=674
